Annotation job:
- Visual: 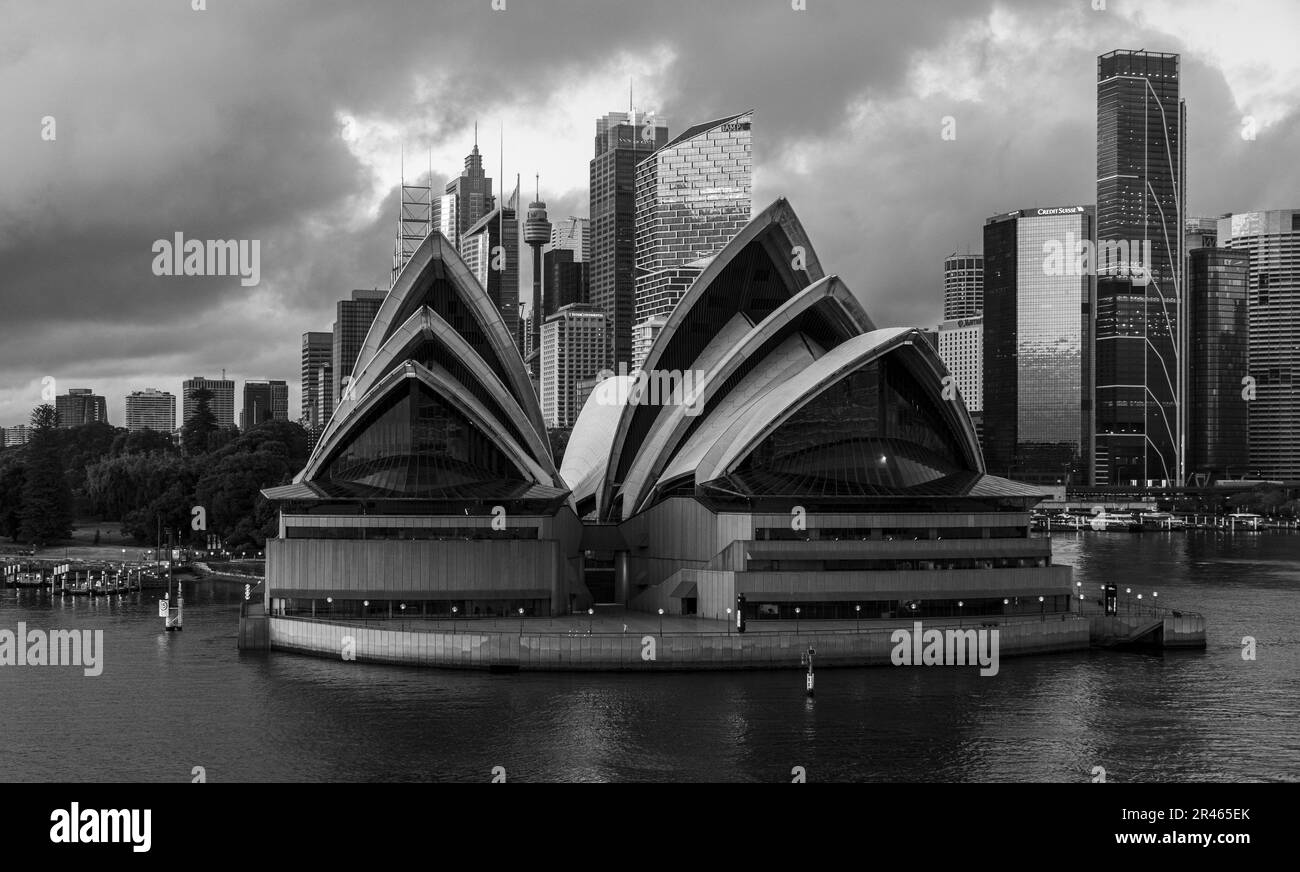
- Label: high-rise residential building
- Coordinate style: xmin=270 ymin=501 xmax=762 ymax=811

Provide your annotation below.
xmin=125 ymin=388 xmax=176 ymax=432
xmin=634 ymin=111 xmax=753 ymax=329
xmin=332 ymin=289 xmax=387 ymax=407
xmin=54 ymin=388 xmax=108 ymax=428
xmin=549 ymin=216 xmax=589 ymax=262
xmin=943 ymin=252 xmax=984 ymax=320
xmin=936 ymin=316 xmax=983 ymax=414
xmin=631 ymin=315 xmax=666 ymax=372
xmin=983 ymin=206 xmax=1094 ymax=485
xmin=540 ymin=304 xmax=606 ymax=429
xmin=1219 ymin=209 xmax=1300 ymax=480
xmin=590 ymin=110 xmax=669 ymax=369
xmin=1095 ymin=49 xmax=1186 ymax=486
xmin=241 ymin=379 xmax=288 ymax=430
xmin=3 ymin=426 xmax=31 ymax=447
xmin=1186 ymin=247 xmax=1249 ymax=480
xmin=460 ymin=192 xmax=520 ymax=344
xmin=302 ymin=331 xmax=333 ymax=439
xmin=542 ymin=247 xmax=589 ymax=316
xmin=182 ymin=376 xmax=235 ymax=429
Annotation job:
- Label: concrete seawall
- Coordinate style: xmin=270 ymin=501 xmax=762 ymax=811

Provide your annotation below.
xmin=1089 ymin=613 xmax=1207 ymax=649
xmin=255 ymin=615 xmax=1091 ymax=671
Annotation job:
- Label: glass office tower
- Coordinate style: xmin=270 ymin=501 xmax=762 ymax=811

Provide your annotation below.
xmin=1186 ymin=247 xmax=1249 ymax=479
xmin=589 ymin=112 xmax=669 ymax=369
xmin=983 ymin=207 xmax=1094 ymax=484
xmin=1219 ymin=210 xmax=1300 ymax=480
xmin=634 ymin=111 xmax=752 ymax=328
xmin=1094 ymin=49 xmax=1186 ymax=486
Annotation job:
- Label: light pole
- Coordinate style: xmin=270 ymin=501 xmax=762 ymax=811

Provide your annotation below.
xmin=957 ymin=601 xmax=963 ymax=627
xmin=588 ymin=607 xmax=594 ymax=634
xmin=363 ymin=600 xmax=369 ymax=627
xmin=1126 ymin=587 xmax=1132 ymax=615
xmin=452 ymin=605 xmax=458 ymax=634
xmin=726 ymin=607 xmax=732 ymax=635
xmin=519 ymin=607 xmax=525 ymax=635
xmin=795 ymin=606 xmax=801 ymax=635
xmin=1137 ymin=593 xmax=1143 ymax=616
xmin=400 ymin=602 xmax=406 ymax=630
xmin=326 ymin=596 xmax=333 ymax=618
xmin=855 ymin=604 xmax=861 ymax=631
xmin=658 ymin=608 xmax=664 ymax=636
xmin=1038 ymin=595 xmax=1045 ymax=622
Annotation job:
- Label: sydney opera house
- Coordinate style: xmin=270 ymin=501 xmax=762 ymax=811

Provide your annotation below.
xmin=256 ymin=198 xmax=1073 ymax=647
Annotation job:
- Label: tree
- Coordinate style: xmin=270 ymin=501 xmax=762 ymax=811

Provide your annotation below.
xmin=110 ymin=428 xmax=178 ymax=457
xmin=0 ymin=448 xmax=27 ymax=542
xmin=182 ymin=387 xmax=217 ymax=455
xmin=18 ymin=405 xmax=73 ymax=546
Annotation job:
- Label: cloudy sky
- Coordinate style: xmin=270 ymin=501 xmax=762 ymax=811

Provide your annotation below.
xmin=2 ymin=0 xmax=1297 ymax=427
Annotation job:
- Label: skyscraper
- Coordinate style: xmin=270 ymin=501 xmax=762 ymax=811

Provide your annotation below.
xmin=54 ymin=388 xmax=108 ymax=428
xmin=241 ymin=379 xmax=288 ymax=430
xmin=460 ymin=190 xmax=520 ymax=344
xmin=332 ymin=289 xmax=387 ymax=407
xmin=549 ymin=216 xmax=589 ymax=262
xmin=1219 ymin=209 xmax=1300 ymax=480
xmin=438 ymin=132 xmax=495 ymax=247
xmin=542 ymin=247 xmax=589 ymax=316
xmin=183 ymin=376 xmax=235 ymax=429
xmin=983 ymin=206 xmax=1094 ymax=485
xmin=540 ymin=304 xmax=606 ymax=429
xmin=302 ymin=331 xmax=333 ymax=439
xmin=936 ymin=315 xmax=983 ymax=433
xmin=634 ymin=111 xmax=753 ymax=328
xmin=125 ymin=388 xmax=176 ymax=432
xmin=590 ymin=110 xmax=668 ymax=369
xmin=1094 ymin=49 xmax=1186 ymax=486
xmin=1186 ymin=246 xmax=1249 ymax=480
xmin=943 ymin=252 xmax=984 ymax=320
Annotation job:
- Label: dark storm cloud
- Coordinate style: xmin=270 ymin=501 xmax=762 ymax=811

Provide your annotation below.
xmin=0 ymin=0 xmax=1294 ymax=424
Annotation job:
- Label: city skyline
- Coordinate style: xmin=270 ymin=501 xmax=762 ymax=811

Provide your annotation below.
xmin=2 ymin=1 xmax=1298 ymax=430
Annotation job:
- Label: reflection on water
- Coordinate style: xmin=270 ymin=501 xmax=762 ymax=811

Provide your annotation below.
xmin=1 ymin=534 xmax=1297 ymax=782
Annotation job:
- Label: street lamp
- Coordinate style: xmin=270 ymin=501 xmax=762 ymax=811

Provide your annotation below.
xmin=588 ymin=607 xmax=594 ymax=634
xmin=957 ymin=600 xmax=963 ymax=627
xmin=519 ymin=606 xmax=525 ymax=635
xmin=452 ymin=605 xmax=458 ymax=634
xmin=1038 ymin=595 xmax=1045 ymax=622
xmin=326 ymin=596 xmax=333 ymax=618
xmin=363 ymin=600 xmax=369 ymax=626
xmin=855 ymin=603 xmax=861 ymax=631
xmin=795 ymin=606 xmax=801 ymax=635
xmin=400 ymin=602 xmax=406 ymax=630
xmin=726 ymin=607 xmax=732 ymax=635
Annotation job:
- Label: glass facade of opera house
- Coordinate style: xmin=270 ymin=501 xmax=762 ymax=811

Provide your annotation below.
xmin=260 ymin=200 xmax=1072 ymax=627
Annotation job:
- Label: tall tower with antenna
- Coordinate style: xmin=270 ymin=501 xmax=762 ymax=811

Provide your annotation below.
xmin=523 ymin=174 xmax=552 ymax=374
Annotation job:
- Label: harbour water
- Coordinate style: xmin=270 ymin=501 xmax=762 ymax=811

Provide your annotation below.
xmin=1 ymin=532 xmax=1296 ymax=782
